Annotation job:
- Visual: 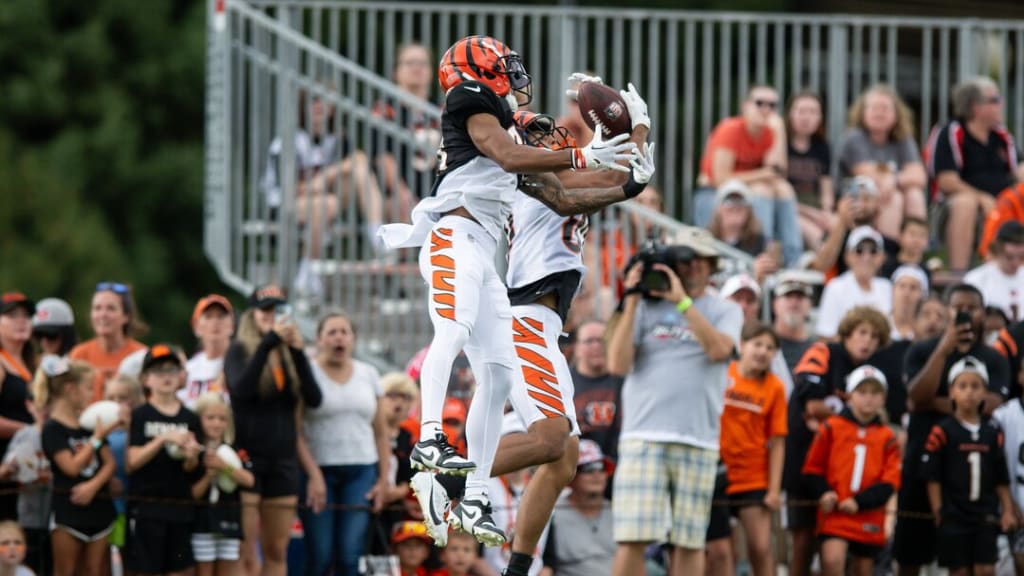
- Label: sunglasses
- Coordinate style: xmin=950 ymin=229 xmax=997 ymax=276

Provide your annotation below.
xmin=753 ymin=99 xmax=778 ymax=110
xmin=577 ymin=461 xmax=606 ymax=474
xmin=96 ymin=282 xmax=130 ymax=294
xmin=854 ymin=245 xmax=880 ymax=256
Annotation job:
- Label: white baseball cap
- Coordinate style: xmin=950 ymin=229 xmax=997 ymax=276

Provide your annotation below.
xmin=891 ymin=265 xmax=929 ymax=294
xmin=715 ymin=180 xmax=752 ymax=206
xmin=846 ymin=365 xmax=888 ymax=394
xmin=720 ymin=273 xmax=761 ymax=300
xmin=948 ymin=355 xmax=990 ymax=387
xmin=846 ymin=226 xmax=884 ymax=251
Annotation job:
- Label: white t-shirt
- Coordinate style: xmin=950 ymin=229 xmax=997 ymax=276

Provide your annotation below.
xmin=994 ymin=400 xmax=1024 ymax=508
xmin=303 ymin=359 xmax=382 ymax=466
xmin=178 ymin=352 xmax=226 ymax=409
xmin=964 ymin=261 xmax=1024 ymax=323
xmin=815 ymin=271 xmax=893 ymax=338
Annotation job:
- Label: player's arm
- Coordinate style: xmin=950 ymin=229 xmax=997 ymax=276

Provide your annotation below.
xmin=467 ymin=113 xmax=633 ymax=174
xmin=553 ymin=124 xmax=650 ymax=189
xmin=519 ymin=144 xmax=655 ymax=216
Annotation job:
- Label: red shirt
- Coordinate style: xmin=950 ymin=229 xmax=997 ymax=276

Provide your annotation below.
xmin=699 ymin=116 xmax=773 ymax=185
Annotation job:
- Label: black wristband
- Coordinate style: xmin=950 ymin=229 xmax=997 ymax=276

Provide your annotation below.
xmin=623 ymin=171 xmax=646 ymax=198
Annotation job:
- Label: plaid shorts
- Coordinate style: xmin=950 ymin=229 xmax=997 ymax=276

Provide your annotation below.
xmin=612 ymin=439 xmax=719 ymax=549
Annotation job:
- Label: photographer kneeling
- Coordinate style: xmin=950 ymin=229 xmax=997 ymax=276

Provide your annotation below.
xmin=607 ymin=227 xmax=744 ymax=576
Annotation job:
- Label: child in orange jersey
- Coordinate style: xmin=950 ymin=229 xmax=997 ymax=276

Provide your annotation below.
xmin=718 ymin=321 xmax=787 ymax=576
xmin=802 ymin=365 xmax=901 ymax=576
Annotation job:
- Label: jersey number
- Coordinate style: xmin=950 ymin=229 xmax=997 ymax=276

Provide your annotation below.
xmin=850 ymin=443 xmax=867 ymax=493
xmin=968 ymin=451 xmax=981 ymax=502
xmin=436 ymin=136 xmax=448 ymax=172
xmin=561 ymin=215 xmax=589 ymax=254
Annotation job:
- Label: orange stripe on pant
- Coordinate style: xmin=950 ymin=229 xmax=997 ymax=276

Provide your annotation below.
xmin=429 ymin=228 xmax=456 ymax=320
xmin=513 ymin=318 xmax=545 ymax=347
xmin=515 ymin=344 xmax=565 ymax=416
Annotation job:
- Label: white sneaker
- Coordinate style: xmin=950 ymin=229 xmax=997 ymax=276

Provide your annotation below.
xmin=410 ymin=433 xmax=476 ymax=476
xmin=410 ymin=472 xmax=451 ymax=547
xmin=448 ymin=496 xmax=507 ymax=547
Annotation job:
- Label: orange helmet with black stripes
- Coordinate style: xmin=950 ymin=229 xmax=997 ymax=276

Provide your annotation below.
xmin=439 ymin=35 xmax=532 ymax=107
xmin=513 ymin=111 xmax=576 ymax=150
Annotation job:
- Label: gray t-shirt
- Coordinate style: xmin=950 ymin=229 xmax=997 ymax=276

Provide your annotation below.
xmin=838 ymin=127 xmax=921 ymax=178
xmin=620 ymin=295 xmax=743 ymax=449
xmin=543 ymin=501 xmax=615 ymax=576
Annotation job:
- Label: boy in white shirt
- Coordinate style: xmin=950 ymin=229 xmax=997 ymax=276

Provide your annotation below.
xmin=816 ymin=226 xmax=893 ymax=339
xmin=965 ymin=221 xmax=1024 ymax=324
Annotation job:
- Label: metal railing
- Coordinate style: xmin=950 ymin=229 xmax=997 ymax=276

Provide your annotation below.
xmin=244 ymin=1 xmax=1024 ymax=218
xmin=206 ymin=0 xmax=1024 ymax=369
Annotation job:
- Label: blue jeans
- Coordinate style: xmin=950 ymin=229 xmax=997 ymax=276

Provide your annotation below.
xmin=300 ymin=463 xmax=377 ymax=576
xmin=691 ymin=187 xmax=716 ymax=227
xmin=749 ymin=196 xmax=803 ymax=267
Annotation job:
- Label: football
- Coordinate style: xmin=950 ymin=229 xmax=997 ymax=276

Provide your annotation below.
xmin=79 ymin=400 xmax=121 ymax=431
xmin=215 ymin=444 xmax=243 ymax=493
xmin=577 ymin=82 xmax=632 ymax=138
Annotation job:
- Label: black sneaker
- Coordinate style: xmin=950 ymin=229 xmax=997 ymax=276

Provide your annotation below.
xmin=448 ymin=497 xmax=507 ymax=547
xmin=410 ymin=433 xmax=476 ymax=476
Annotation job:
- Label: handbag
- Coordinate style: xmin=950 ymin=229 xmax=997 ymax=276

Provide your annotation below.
xmin=358 ymin=516 xmax=399 ymax=576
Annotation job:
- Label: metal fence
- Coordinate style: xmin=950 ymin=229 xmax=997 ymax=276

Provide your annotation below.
xmin=206 ymin=0 xmax=1024 ymax=368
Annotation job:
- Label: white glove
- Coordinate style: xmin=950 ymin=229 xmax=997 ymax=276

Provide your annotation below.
xmin=631 ymin=142 xmax=656 ymax=183
xmin=620 ymin=82 xmax=650 ymax=130
xmin=565 ymin=72 xmax=604 ymax=100
xmin=571 ymin=125 xmax=636 ymax=173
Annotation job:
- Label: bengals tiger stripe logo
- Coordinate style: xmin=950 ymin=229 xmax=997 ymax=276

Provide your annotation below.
xmin=429 ymin=228 xmax=456 ymax=321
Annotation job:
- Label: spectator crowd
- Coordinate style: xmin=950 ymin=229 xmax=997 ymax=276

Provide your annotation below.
xmin=6 ymin=38 xmax=1024 ymax=576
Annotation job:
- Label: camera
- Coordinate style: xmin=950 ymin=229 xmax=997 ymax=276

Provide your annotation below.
xmin=275 ymin=303 xmax=294 ymax=325
xmin=627 ymin=239 xmax=694 ymax=297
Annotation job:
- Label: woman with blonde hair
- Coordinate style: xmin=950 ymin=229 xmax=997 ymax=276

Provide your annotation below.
xmin=839 ymin=85 xmax=928 ymax=239
xmin=223 ymin=285 xmax=321 ymax=576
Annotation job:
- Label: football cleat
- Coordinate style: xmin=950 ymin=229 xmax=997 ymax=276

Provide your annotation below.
xmin=410 ymin=472 xmax=451 ymax=547
xmin=448 ymin=497 xmax=507 ymax=547
xmin=410 ymin=433 xmax=476 ymax=475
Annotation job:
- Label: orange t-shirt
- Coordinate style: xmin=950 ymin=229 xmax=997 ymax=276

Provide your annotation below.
xmin=70 ymin=338 xmax=146 ymax=401
xmin=802 ymin=413 xmax=902 ymax=547
xmin=719 ymin=361 xmax=788 ymax=494
xmin=699 ymin=116 xmax=773 ymax=186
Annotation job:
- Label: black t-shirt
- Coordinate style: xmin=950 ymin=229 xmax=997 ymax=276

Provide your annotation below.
xmin=371 ymin=99 xmax=442 ymax=200
xmin=432 ymin=81 xmax=515 ymax=195
xmin=784 ymin=342 xmax=860 ymax=491
xmin=192 ymin=443 xmax=252 ymax=538
xmin=128 ymin=402 xmax=201 ymax=522
xmin=42 ymin=419 xmax=115 ymax=528
xmin=868 ymin=339 xmax=913 ymax=427
xmin=787 ymin=137 xmax=832 ymax=208
xmin=0 ymin=372 xmax=34 ymax=460
xmin=933 ymin=121 xmax=1018 ymax=196
xmin=778 ymin=336 xmax=814 ymax=377
xmin=995 ymin=321 xmax=1024 ymax=397
xmin=570 ymin=368 xmax=624 ymax=461
xmin=922 ymin=417 xmax=1009 ymax=530
xmin=902 ymin=337 xmax=1011 ymax=477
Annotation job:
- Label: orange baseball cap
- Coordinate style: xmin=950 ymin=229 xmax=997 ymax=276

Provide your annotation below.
xmin=192 ymin=294 xmax=234 ymax=328
xmin=391 ymin=521 xmax=432 ymax=545
xmin=443 ymin=398 xmax=467 ymax=422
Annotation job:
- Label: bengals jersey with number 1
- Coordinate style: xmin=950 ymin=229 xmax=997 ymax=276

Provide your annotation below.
xmin=802 ymin=409 xmax=902 ymax=547
xmin=922 ymin=417 xmax=1010 ymax=529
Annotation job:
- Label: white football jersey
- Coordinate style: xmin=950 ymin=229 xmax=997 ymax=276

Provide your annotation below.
xmin=506 ymin=192 xmax=587 ymax=291
xmin=993 ymin=399 xmax=1024 ymax=506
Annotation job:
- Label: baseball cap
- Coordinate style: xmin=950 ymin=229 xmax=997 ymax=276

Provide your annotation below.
xmin=141 ymin=344 xmax=183 ymax=373
xmin=948 ymin=355 xmax=990 ymax=387
xmin=32 ymin=298 xmax=74 ymax=329
xmin=391 ymin=520 xmax=432 ymax=545
xmin=1 ymin=293 xmax=35 ymax=316
xmin=715 ymin=180 xmax=751 ymax=206
xmin=443 ymin=398 xmax=468 ymax=423
xmin=844 ymin=175 xmax=879 ymax=198
xmin=846 ymin=226 xmax=884 ymax=251
xmin=891 ymin=265 xmax=929 ymax=294
xmin=995 ymin=220 xmax=1024 ymax=244
xmin=671 ymin=226 xmax=719 ymax=258
xmin=773 ymin=270 xmax=814 ymax=298
xmin=577 ymin=439 xmax=615 ymax=475
xmin=846 ymin=365 xmax=888 ymax=394
xmin=192 ymin=294 xmax=234 ymax=328
xmin=248 ymin=285 xmax=287 ymax=310
xmin=720 ymin=273 xmax=761 ymax=300
xmin=118 ymin=348 xmax=149 ymax=378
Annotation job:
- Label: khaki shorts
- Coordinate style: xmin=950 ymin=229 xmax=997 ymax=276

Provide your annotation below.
xmin=612 ymin=439 xmax=718 ymax=549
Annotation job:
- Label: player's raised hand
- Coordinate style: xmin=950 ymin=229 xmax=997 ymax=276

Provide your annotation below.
xmin=573 ymin=125 xmax=636 ymax=173
xmin=630 ymin=142 xmax=656 ymax=184
xmin=565 ymin=72 xmax=604 ymax=100
xmin=620 ymin=82 xmax=651 ymax=129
